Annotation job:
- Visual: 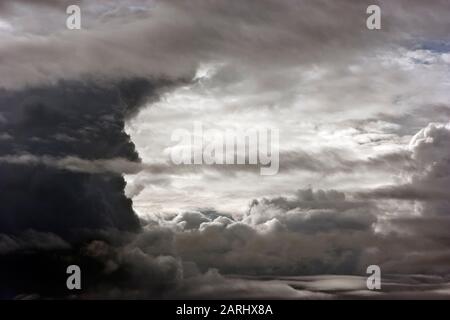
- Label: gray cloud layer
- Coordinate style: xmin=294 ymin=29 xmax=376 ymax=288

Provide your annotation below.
xmin=1 ymin=0 xmax=450 ymax=299
xmin=1 ymin=0 xmax=450 ymax=89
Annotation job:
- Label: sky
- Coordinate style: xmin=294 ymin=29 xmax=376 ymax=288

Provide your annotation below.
xmin=1 ymin=0 xmax=450 ymax=299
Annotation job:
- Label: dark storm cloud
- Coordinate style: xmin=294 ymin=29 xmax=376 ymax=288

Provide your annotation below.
xmin=0 ymin=78 xmax=187 ymax=298
xmin=0 ymin=79 xmax=175 ymax=238
xmin=135 ymin=189 xmax=379 ymax=277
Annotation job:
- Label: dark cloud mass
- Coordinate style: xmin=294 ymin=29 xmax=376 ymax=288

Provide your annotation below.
xmin=0 ymin=79 xmax=182 ymax=298
xmin=0 ymin=80 xmax=167 ymax=236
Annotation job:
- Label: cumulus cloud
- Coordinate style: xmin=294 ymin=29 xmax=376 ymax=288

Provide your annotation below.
xmin=359 ymin=122 xmax=450 ymax=208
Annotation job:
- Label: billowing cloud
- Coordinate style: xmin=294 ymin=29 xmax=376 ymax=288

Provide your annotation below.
xmin=0 ymin=79 xmax=178 ymax=238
